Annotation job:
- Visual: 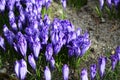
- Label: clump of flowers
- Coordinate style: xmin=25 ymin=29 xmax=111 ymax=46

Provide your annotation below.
xmin=98 ymin=0 xmax=120 ymax=18
xmin=0 ymin=0 xmax=91 ymax=79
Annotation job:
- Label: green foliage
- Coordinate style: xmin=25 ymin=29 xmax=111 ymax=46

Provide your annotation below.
xmin=68 ymin=0 xmax=88 ymax=9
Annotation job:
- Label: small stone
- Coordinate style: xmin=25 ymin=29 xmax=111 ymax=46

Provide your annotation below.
xmin=0 ymin=68 xmax=7 ymax=73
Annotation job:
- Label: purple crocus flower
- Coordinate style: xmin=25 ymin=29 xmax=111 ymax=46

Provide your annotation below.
xmin=44 ymin=66 xmax=51 ymax=80
xmin=0 ymin=0 xmax=6 ymax=12
xmin=43 ymin=14 xmax=51 ymax=26
xmin=50 ymin=57 xmax=55 ymax=70
xmin=110 ymin=54 xmax=118 ymax=70
xmin=15 ymin=59 xmax=27 ymax=80
xmin=90 ymin=64 xmax=97 ymax=80
xmin=80 ymin=68 xmax=88 ymax=80
xmin=16 ymin=32 xmax=27 ymax=57
xmin=113 ymin=0 xmax=120 ymax=7
xmin=80 ymin=32 xmax=91 ymax=57
xmin=99 ymin=0 xmax=104 ymax=9
xmin=11 ymin=22 xmax=18 ymax=31
xmin=3 ymin=25 xmax=15 ymax=45
xmin=76 ymin=28 xmax=82 ymax=37
xmin=106 ymin=0 xmax=112 ymax=8
xmin=80 ymin=41 xmax=91 ymax=57
xmin=28 ymin=53 xmax=36 ymax=70
xmin=45 ymin=43 xmax=53 ymax=61
xmin=32 ymin=38 xmax=41 ymax=59
xmin=0 ymin=36 xmax=5 ymax=50
xmin=62 ymin=64 xmax=69 ymax=80
xmin=51 ymin=32 xmax=59 ymax=45
xmin=98 ymin=56 xmax=107 ymax=78
xmin=53 ymin=42 xmax=62 ymax=55
xmin=115 ymin=46 xmax=120 ymax=61
xmin=61 ymin=0 xmax=66 ymax=9
xmin=45 ymin=0 xmax=52 ymax=9
xmin=67 ymin=31 xmax=77 ymax=43
xmin=6 ymin=0 xmax=16 ymax=11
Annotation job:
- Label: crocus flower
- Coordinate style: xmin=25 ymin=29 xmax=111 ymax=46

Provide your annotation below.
xmin=43 ymin=14 xmax=51 ymax=26
xmin=110 ymin=54 xmax=118 ymax=70
xmin=45 ymin=0 xmax=52 ymax=9
xmin=53 ymin=42 xmax=62 ymax=55
xmin=113 ymin=0 xmax=120 ymax=7
xmin=115 ymin=46 xmax=120 ymax=61
xmin=98 ymin=56 xmax=107 ymax=78
xmin=44 ymin=66 xmax=51 ymax=80
xmin=99 ymin=0 xmax=104 ymax=9
xmin=76 ymin=28 xmax=81 ymax=37
xmin=15 ymin=59 xmax=27 ymax=80
xmin=67 ymin=31 xmax=77 ymax=43
xmin=28 ymin=53 xmax=36 ymax=70
xmin=0 ymin=36 xmax=5 ymax=50
xmin=90 ymin=64 xmax=97 ymax=80
xmin=0 ymin=0 xmax=6 ymax=12
xmin=16 ymin=32 xmax=27 ymax=57
xmin=45 ymin=43 xmax=53 ymax=61
xmin=80 ymin=32 xmax=91 ymax=57
xmin=80 ymin=68 xmax=88 ymax=80
xmin=3 ymin=25 xmax=15 ymax=45
xmin=50 ymin=57 xmax=55 ymax=70
xmin=80 ymin=41 xmax=91 ymax=57
xmin=61 ymin=0 xmax=66 ymax=9
xmin=62 ymin=64 xmax=69 ymax=80
xmin=106 ymin=0 xmax=112 ymax=8
xmin=32 ymin=39 xmax=41 ymax=59
xmin=6 ymin=0 xmax=16 ymax=11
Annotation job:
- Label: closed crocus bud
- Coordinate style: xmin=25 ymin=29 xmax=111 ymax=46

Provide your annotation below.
xmin=80 ymin=32 xmax=91 ymax=57
xmin=51 ymin=32 xmax=59 ymax=45
xmin=115 ymin=46 xmax=120 ymax=61
xmin=106 ymin=0 xmax=112 ymax=8
xmin=80 ymin=41 xmax=91 ymax=57
xmin=67 ymin=32 xmax=77 ymax=43
xmin=19 ymin=11 xmax=25 ymax=23
xmin=16 ymin=32 xmax=27 ymax=57
xmin=110 ymin=54 xmax=118 ymax=70
xmin=0 ymin=0 xmax=6 ymax=12
xmin=50 ymin=57 xmax=55 ymax=70
xmin=3 ymin=25 xmax=15 ymax=45
xmin=28 ymin=54 xmax=36 ymax=70
xmin=7 ymin=0 xmax=16 ymax=11
xmin=76 ymin=28 xmax=82 ymax=37
xmin=99 ymin=0 xmax=104 ymax=9
xmin=44 ymin=66 xmax=51 ymax=80
xmin=32 ymin=39 xmax=41 ymax=59
xmin=61 ymin=0 xmax=66 ymax=9
xmin=98 ymin=56 xmax=107 ymax=78
xmin=15 ymin=59 xmax=27 ymax=80
xmin=45 ymin=0 xmax=52 ymax=9
xmin=0 ymin=36 xmax=5 ymax=50
xmin=62 ymin=64 xmax=69 ymax=80
xmin=90 ymin=64 xmax=97 ymax=80
xmin=10 ymin=22 xmax=18 ymax=31
xmin=80 ymin=68 xmax=88 ymax=80
xmin=44 ymin=14 xmax=51 ymax=26
xmin=8 ymin=10 xmax=15 ymax=23
xmin=45 ymin=43 xmax=53 ymax=61
xmin=114 ymin=0 xmax=120 ymax=7
xmin=53 ymin=42 xmax=62 ymax=55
